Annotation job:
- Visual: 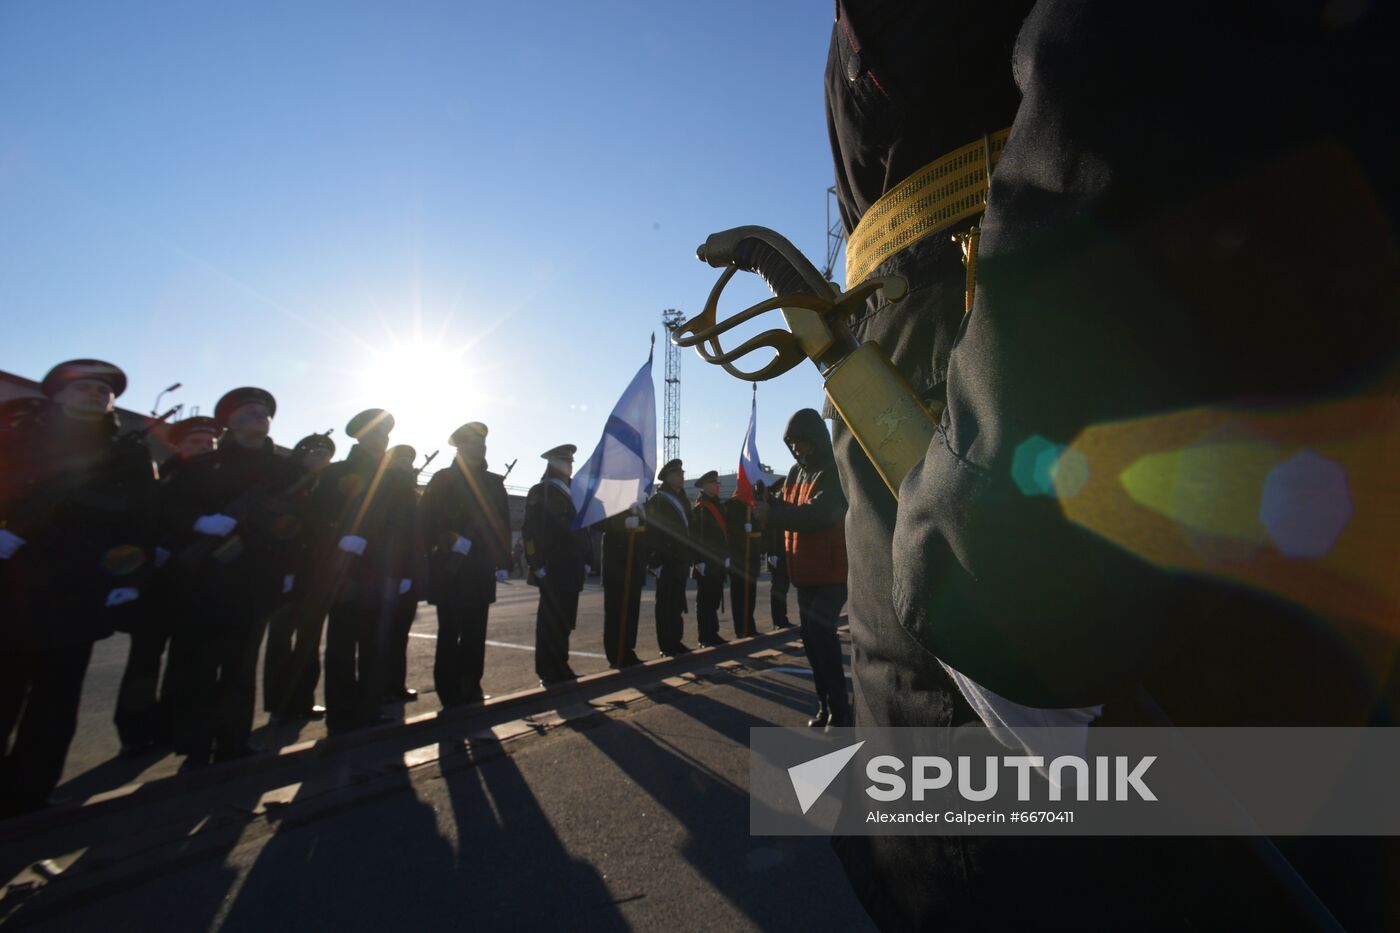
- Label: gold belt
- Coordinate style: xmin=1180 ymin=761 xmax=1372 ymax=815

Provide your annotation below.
xmin=845 ymin=128 xmax=1011 ymax=290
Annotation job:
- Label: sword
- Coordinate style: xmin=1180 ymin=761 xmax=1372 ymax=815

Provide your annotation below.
xmin=673 ymin=225 xmax=938 ymax=499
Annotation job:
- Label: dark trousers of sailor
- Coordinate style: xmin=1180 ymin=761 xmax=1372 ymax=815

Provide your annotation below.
xmin=0 ymin=638 xmax=94 ymax=816
xmin=695 ymin=568 xmax=725 ymax=644
xmin=263 ymin=599 xmax=326 ymax=717
xmin=185 ymin=617 xmax=266 ymax=763
xmin=729 ymin=566 xmax=759 ymax=638
xmin=534 ymin=582 xmax=577 ymax=683
xmin=654 ymin=565 xmax=688 ymax=654
xmin=384 ymin=590 xmax=417 ymax=697
xmin=769 ymin=559 xmax=792 ymax=627
xmin=113 ymin=617 xmax=173 ymax=748
xmin=325 ymin=593 xmax=392 ymax=732
xmin=796 ymin=583 xmax=850 ymax=721
xmin=436 ymin=593 xmax=490 ymax=704
xmin=603 ymin=573 xmax=644 ymax=667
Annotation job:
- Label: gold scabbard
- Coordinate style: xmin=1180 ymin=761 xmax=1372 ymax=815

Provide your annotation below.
xmin=822 ymin=342 xmax=942 ymax=497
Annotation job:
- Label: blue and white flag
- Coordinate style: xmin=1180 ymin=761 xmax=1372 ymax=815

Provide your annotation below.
xmin=571 ymin=351 xmax=657 ymax=529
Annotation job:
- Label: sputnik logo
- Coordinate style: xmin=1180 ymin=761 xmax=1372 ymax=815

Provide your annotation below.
xmin=788 ymin=741 xmax=865 ymax=814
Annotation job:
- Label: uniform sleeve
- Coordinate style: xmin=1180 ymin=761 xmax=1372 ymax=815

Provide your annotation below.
xmin=888 ymin=2 xmax=1400 ymax=708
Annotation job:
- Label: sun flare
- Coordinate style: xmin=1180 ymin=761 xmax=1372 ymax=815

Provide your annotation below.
xmin=359 ymin=336 xmax=478 ymax=466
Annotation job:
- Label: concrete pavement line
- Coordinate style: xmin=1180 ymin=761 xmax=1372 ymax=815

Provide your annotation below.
xmin=484 ymin=639 xmax=606 ymax=659
xmin=408 ymin=632 xmax=608 ymax=660
xmin=769 ymin=665 xmax=852 ymax=680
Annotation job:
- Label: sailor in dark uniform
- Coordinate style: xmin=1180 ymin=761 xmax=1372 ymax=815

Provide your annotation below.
xmin=689 ymin=470 xmax=729 ymax=647
xmin=113 ymin=415 xmax=220 ymax=755
xmin=305 ymin=409 xmax=419 ymax=734
xmin=164 ymin=387 xmax=295 ymax=765
xmin=382 ymin=444 xmax=422 ymax=703
xmin=723 ymin=480 xmax=764 ymax=638
xmin=1 ymin=360 xmax=156 ymax=814
xmin=762 ymin=477 xmax=792 ymax=629
xmin=421 ymin=422 xmax=511 ymax=705
xmin=262 ymin=432 xmax=335 ymax=722
xmin=599 ymin=504 xmax=648 ymax=668
xmin=523 ymin=444 xmax=591 ymax=686
xmin=644 ymin=459 xmax=693 ymax=657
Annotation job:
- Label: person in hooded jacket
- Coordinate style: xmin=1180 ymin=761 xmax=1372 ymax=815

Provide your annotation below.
xmin=0 ymin=360 xmax=156 ymax=815
xmin=754 ymin=409 xmax=850 ymax=727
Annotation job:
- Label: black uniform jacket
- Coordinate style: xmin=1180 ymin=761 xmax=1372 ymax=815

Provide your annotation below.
xmin=305 ymin=445 xmax=420 ymax=605
xmin=599 ymin=510 xmax=649 ymax=586
xmin=644 ymin=487 xmax=692 ymax=574
xmin=420 ymin=459 xmax=511 ymax=605
xmin=163 ymin=438 xmax=302 ymax=617
xmin=523 ymin=477 xmax=590 ymax=592
xmin=0 ymin=404 xmax=157 ymax=643
xmin=688 ymin=493 xmax=729 ymax=577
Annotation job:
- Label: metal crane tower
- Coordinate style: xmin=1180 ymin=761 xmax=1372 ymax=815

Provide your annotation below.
xmin=661 ymin=308 xmax=685 ymax=463
xmin=824 ymin=185 xmax=846 ymax=283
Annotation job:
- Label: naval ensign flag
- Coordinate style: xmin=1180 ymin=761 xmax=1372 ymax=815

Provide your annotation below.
xmin=571 ymin=348 xmax=658 ymax=529
xmin=735 ymin=387 xmax=764 ymax=505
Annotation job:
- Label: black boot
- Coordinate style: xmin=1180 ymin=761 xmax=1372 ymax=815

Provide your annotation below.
xmin=807 ymin=704 xmax=830 ymax=728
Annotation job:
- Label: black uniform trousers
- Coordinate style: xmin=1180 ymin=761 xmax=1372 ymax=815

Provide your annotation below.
xmin=602 ymin=557 xmax=644 ymax=667
xmin=653 ymin=564 xmax=689 ymax=655
xmin=384 ymin=587 xmax=418 ymax=697
xmin=184 ymin=614 xmax=267 ymax=763
xmin=796 ymin=583 xmax=850 ymax=722
xmin=695 ymin=566 xmax=725 ymax=644
xmin=435 ymin=592 xmax=490 ymax=704
xmin=113 ymin=602 xmax=174 ymax=748
xmin=324 ymin=589 xmax=394 ymax=732
xmin=729 ymin=561 xmax=760 ymax=638
xmin=534 ymin=580 xmax=577 ymax=683
xmin=0 ymin=637 xmax=94 ymax=816
xmin=769 ymin=554 xmax=792 ymax=628
xmin=263 ymin=598 xmax=326 ymax=717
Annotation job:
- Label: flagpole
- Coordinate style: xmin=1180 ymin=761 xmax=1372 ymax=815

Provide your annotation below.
xmin=620 ymin=522 xmax=636 ymax=665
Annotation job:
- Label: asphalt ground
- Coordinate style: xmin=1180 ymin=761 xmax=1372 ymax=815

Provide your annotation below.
xmin=61 ymin=576 xmax=791 ymax=804
xmin=3 ymin=634 xmax=873 ymax=932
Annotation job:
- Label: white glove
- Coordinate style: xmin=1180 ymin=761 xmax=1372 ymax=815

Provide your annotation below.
xmin=744 ymin=522 xmax=752 ymax=533
xmin=0 ymin=529 xmax=26 ymax=559
xmin=283 ymin=574 xmax=295 ymax=594
xmin=697 ymin=562 xmax=706 ymax=575
xmin=452 ymin=536 xmax=473 ymax=556
xmin=583 ymin=564 xmax=593 ymax=576
xmin=154 ymin=546 xmax=171 ymax=568
xmin=193 ymin=514 xmax=237 ymax=537
xmin=495 ymin=569 xmax=509 ymax=583
xmin=724 ymin=557 xmax=731 ymax=568
xmin=338 ymin=535 xmax=367 ymax=556
xmin=105 ymin=587 xmax=140 ymax=607
xmin=399 ymin=578 xmax=412 ymax=595
xmin=624 ymin=516 xmax=640 ymax=530
xmin=767 ymin=555 xmax=778 ymax=568
xmin=534 ymin=567 xmax=547 ymax=580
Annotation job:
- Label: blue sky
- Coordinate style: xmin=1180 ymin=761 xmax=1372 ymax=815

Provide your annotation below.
xmin=0 ymin=1 xmax=838 ymax=486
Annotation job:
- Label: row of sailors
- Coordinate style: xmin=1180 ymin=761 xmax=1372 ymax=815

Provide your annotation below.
xmin=0 ymin=358 xmax=808 ymax=818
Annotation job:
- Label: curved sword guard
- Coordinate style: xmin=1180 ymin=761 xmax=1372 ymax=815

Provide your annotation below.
xmin=672 ymin=227 xmax=908 ymax=382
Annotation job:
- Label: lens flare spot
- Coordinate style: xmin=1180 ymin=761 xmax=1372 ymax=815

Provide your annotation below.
xmin=1121 ymin=442 xmax=1275 ymax=544
xmin=1260 ymin=450 xmax=1353 ymax=558
xmin=1012 ymin=435 xmax=1059 ymax=496
xmin=338 ymin=473 xmax=366 ymax=498
xmin=101 ymin=544 xmax=147 ymax=576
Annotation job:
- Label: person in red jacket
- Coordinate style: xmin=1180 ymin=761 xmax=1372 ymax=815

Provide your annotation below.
xmin=754 ymin=409 xmax=850 ymax=728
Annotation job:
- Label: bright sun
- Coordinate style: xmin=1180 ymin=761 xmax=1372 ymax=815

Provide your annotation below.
xmin=360 ymin=336 xmax=477 ymax=464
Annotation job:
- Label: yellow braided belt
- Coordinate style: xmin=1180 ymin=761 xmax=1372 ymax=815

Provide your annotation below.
xmin=845 ymin=127 xmax=1011 ymax=289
